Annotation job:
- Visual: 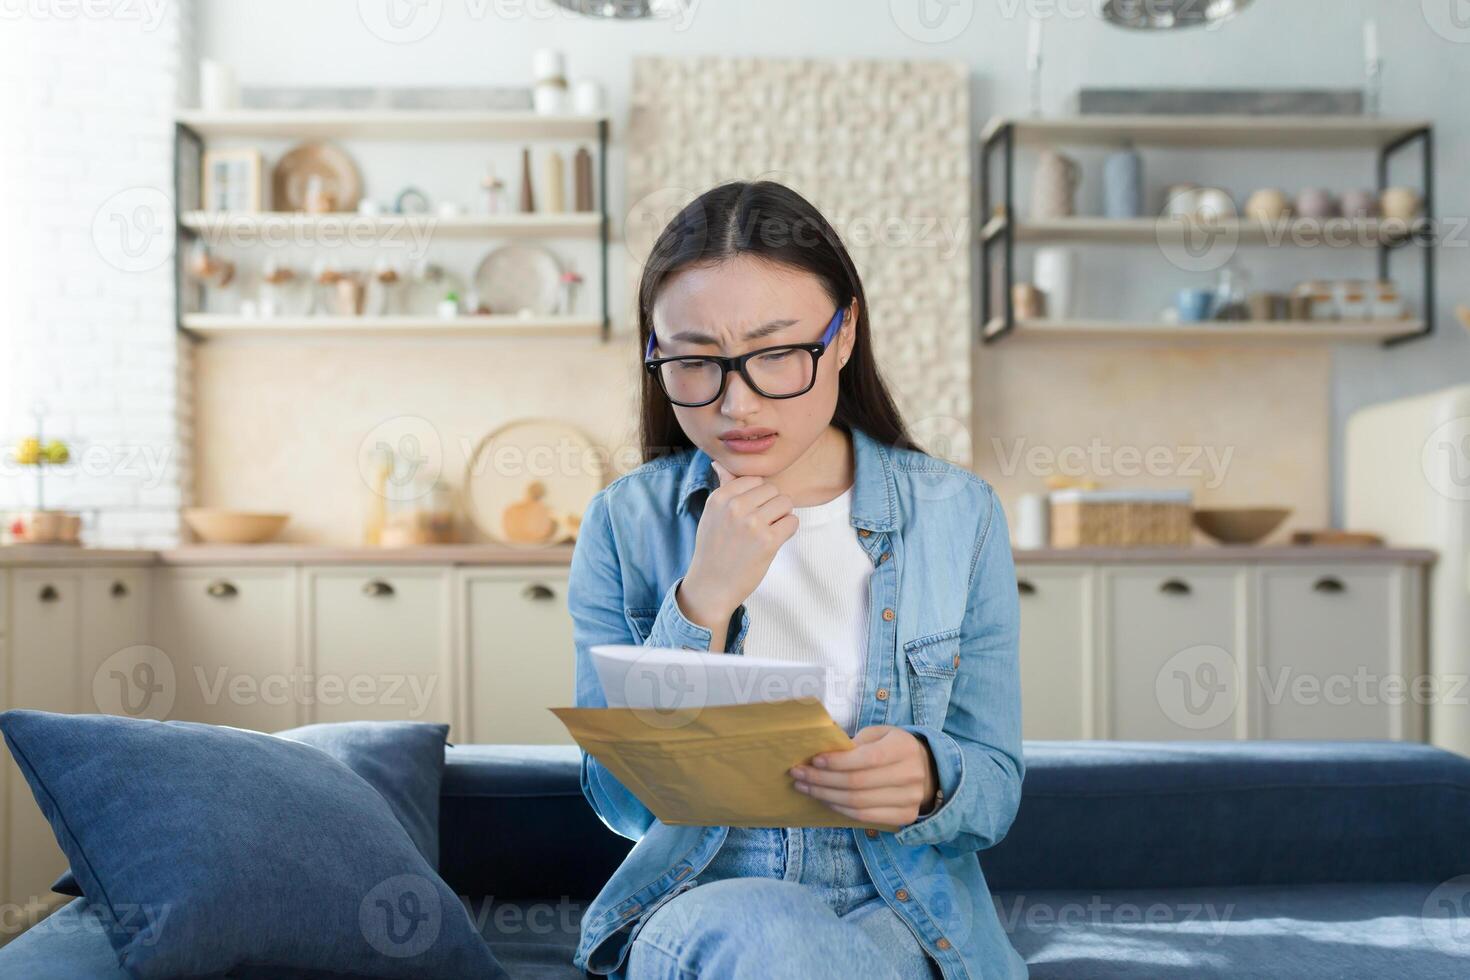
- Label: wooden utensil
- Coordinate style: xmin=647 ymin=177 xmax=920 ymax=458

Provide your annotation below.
xmin=464 ymin=419 xmax=604 ymax=546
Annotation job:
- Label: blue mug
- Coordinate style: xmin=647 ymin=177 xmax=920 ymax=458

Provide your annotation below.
xmin=1176 ymin=288 xmax=1214 ymax=322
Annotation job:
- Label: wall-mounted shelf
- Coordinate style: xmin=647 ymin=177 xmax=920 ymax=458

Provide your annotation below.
xmin=181 ymin=314 xmax=602 ymax=340
xmin=978 ymin=115 xmax=1435 ymax=348
xmin=179 ymin=211 xmax=603 ymax=240
xmin=174 ymin=109 xmax=612 ymax=341
xmin=979 ymin=115 xmax=1433 ymax=149
xmin=983 ymin=317 xmax=1425 ymax=344
xmin=983 ymin=216 xmax=1426 ymax=247
xmin=175 ymin=110 xmax=606 ymax=141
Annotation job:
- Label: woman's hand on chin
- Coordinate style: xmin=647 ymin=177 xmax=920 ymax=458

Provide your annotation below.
xmin=789 ymin=725 xmax=939 ymax=827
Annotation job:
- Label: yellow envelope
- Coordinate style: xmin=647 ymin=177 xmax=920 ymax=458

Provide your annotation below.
xmin=550 ymin=698 xmax=897 ymax=831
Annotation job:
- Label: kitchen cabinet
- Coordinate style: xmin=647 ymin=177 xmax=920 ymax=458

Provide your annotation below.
xmin=80 ymin=567 xmax=152 ymax=714
xmin=1014 ymin=565 xmax=1094 ymax=739
xmin=460 ymin=567 xmax=575 ymax=745
xmin=1252 ymin=565 xmax=1423 ymax=740
xmin=1100 ymin=566 xmax=1249 ymax=741
xmin=302 ymin=567 xmax=455 ymax=733
xmin=5 ymin=570 xmax=80 ymax=919
xmin=154 ymin=566 xmax=300 ymax=732
xmin=2 ymin=566 xmax=151 ymax=930
xmin=1014 ymin=553 xmax=1429 ymax=744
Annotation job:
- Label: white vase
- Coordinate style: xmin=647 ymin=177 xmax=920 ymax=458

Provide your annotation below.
xmin=1033 ymin=247 xmax=1077 ymax=320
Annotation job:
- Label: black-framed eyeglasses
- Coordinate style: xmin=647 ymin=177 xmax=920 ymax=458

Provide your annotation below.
xmin=643 ymin=308 xmax=846 ymax=408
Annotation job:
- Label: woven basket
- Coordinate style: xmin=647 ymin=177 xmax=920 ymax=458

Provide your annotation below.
xmin=1049 ymin=490 xmax=1193 ymax=548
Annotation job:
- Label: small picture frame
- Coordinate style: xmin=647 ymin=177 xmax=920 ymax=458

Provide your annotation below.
xmin=202 ymin=148 xmax=264 ymax=212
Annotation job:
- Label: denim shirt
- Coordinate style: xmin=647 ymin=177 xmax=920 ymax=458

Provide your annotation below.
xmin=567 ymin=424 xmax=1027 ymax=980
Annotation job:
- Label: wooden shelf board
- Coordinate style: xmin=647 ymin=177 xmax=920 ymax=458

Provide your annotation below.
xmin=1010 ymin=216 xmax=1424 ymax=246
xmin=176 ymin=110 xmax=607 ymax=140
xmin=984 ymin=318 xmax=1424 ymax=343
xmin=981 ymin=115 xmax=1431 ymax=149
xmin=179 ymin=211 xmax=603 ymax=240
xmin=181 ymin=314 xmax=602 ymax=339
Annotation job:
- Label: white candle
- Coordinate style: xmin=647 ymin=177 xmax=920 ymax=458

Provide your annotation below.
xmin=1364 ymin=19 xmax=1379 ymax=65
xmin=1027 ymin=18 xmax=1043 ymax=70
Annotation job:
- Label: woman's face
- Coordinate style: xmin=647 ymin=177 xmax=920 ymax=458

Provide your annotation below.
xmin=650 ymin=253 xmax=856 ymax=479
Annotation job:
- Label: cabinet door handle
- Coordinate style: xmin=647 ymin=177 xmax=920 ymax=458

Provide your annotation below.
xmin=205 ymin=580 xmax=238 ymax=599
xmin=362 ymin=579 xmax=396 ymax=598
xmin=111 ymin=580 xmax=129 ymax=598
xmin=1159 ymin=579 xmax=1192 ymax=596
xmin=1017 ymin=579 xmax=1037 ymax=596
xmin=1312 ymin=576 xmax=1347 ymax=595
xmin=38 ymin=584 xmax=60 ymax=603
xmin=522 ymin=583 xmax=556 ymax=601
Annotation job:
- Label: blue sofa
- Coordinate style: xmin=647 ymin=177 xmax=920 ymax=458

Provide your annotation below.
xmin=6 ymin=740 xmax=1470 ymax=978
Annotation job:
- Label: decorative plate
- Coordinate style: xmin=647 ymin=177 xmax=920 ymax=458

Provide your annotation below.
xmin=472 ymin=244 xmax=563 ymax=317
xmin=464 ymin=418 xmax=604 ymax=546
xmin=271 ymin=141 xmax=362 ymax=212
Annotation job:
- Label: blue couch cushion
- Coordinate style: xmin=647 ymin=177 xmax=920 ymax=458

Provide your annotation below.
xmin=0 ymin=710 xmax=506 ymax=979
xmin=981 ymin=741 xmax=1470 ymax=891
xmin=999 ymin=882 xmax=1470 ymax=978
xmin=51 ymin=719 xmax=451 ymax=898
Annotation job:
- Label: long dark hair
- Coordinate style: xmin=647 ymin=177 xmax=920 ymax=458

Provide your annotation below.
xmin=636 ymin=180 xmax=921 ymax=463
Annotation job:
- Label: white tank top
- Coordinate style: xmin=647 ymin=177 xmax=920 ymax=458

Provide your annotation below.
xmin=741 ymin=484 xmax=873 ymax=734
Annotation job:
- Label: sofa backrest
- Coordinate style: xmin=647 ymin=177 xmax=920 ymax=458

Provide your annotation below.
xmin=439 ymin=740 xmax=1470 ymax=900
xmin=981 ymin=741 xmax=1470 ymax=891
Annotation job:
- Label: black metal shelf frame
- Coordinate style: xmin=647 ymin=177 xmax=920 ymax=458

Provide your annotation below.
xmin=171 ymin=118 xmax=612 ymax=343
xmin=978 ymin=121 xmax=1435 ymax=348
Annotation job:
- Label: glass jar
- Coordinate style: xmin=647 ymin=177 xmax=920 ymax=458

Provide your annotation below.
xmin=1371 ymin=280 xmax=1404 ymax=320
xmin=1335 ymin=279 xmax=1369 ymax=320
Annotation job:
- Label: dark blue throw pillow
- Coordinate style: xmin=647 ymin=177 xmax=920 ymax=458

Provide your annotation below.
xmin=51 ymin=720 xmax=449 ymax=898
xmin=0 ymin=710 xmax=505 ymax=979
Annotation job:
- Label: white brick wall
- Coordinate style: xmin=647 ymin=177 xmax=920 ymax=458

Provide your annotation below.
xmin=0 ymin=1 xmax=194 ymax=548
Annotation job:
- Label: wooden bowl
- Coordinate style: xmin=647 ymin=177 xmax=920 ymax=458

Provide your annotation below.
xmin=1193 ymin=507 xmax=1291 ymax=545
xmin=183 ymin=508 xmax=289 ymax=544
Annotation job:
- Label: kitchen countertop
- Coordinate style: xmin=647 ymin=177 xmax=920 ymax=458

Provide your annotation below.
xmin=0 ymin=543 xmax=1435 ymax=567
xmin=1013 ymin=546 xmax=1437 ymax=564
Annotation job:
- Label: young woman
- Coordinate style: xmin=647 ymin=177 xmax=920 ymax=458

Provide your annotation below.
xmin=567 ymin=181 xmax=1026 ymax=980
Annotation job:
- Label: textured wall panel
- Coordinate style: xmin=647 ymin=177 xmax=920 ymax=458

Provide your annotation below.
xmin=627 ymin=56 xmax=973 ymax=464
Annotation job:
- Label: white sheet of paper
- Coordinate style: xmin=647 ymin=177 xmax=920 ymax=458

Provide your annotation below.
xmin=590 ymin=644 xmax=829 ymax=711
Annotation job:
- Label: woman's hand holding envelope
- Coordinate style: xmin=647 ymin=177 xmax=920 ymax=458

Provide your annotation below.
xmin=789 ymin=726 xmax=940 ymax=827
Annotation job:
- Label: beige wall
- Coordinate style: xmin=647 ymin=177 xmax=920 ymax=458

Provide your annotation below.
xmin=972 ymin=340 xmax=1331 ymax=544
xmin=192 ymin=337 xmax=643 ymax=545
xmin=194 ymin=334 xmax=1329 ymax=546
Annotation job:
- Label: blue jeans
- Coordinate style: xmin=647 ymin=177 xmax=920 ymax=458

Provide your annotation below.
xmin=613 ymin=827 xmax=943 ymax=980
